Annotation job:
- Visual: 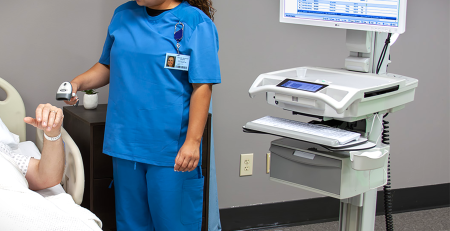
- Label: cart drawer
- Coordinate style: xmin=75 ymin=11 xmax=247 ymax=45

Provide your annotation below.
xmin=270 ymin=145 xmax=342 ymax=195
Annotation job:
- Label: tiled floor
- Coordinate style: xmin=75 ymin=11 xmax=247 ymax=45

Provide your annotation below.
xmin=260 ymin=207 xmax=450 ymax=231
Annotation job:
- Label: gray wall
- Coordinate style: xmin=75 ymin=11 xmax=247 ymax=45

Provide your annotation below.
xmin=0 ymin=1 xmax=448 ymax=210
xmin=212 ymin=0 xmax=450 ymax=208
xmin=0 ymin=1 xmax=122 ymax=137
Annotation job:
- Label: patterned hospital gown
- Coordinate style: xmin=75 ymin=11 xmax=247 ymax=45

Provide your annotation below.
xmin=0 ymin=142 xmax=30 ymax=176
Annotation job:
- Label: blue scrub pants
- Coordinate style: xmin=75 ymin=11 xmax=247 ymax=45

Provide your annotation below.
xmin=112 ymin=157 xmax=204 ymax=231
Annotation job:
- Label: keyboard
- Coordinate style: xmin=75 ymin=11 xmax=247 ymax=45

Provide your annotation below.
xmin=246 ymin=116 xmax=361 ymax=146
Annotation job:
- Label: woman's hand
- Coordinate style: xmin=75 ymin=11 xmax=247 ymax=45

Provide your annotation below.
xmin=174 ymin=140 xmax=200 ymax=172
xmin=64 ymin=82 xmax=79 ymax=105
xmin=23 ymin=103 xmax=63 ymax=137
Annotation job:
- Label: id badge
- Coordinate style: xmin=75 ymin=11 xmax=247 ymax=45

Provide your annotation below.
xmin=164 ymin=53 xmax=190 ymax=71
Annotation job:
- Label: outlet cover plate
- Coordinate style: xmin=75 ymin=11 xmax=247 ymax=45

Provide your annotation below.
xmin=240 ymin=153 xmax=253 ymax=176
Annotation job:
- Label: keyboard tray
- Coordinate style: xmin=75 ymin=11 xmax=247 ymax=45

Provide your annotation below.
xmin=243 ymin=122 xmax=368 ymax=148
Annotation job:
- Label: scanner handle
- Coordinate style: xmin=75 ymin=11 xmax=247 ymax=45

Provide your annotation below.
xmin=56 ymin=82 xmax=79 ymax=107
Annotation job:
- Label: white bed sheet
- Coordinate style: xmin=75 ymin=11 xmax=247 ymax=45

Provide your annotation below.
xmin=0 ymin=150 xmax=102 ymax=231
xmin=15 ymin=141 xmax=66 ymax=196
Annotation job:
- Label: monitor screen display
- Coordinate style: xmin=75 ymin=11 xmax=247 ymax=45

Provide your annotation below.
xmin=280 ymin=0 xmax=406 ymax=34
xmin=276 ymin=79 xmax=328 ymax=92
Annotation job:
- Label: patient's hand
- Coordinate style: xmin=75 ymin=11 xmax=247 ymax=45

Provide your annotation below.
xmin=24 ymin=103 xmax=63 ymax=137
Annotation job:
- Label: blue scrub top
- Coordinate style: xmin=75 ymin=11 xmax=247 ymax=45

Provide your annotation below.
xmin=99 ymin=1 xmax=221 ymax=166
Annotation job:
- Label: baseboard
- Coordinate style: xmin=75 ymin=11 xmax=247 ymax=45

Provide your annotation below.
xmin=219 ymin=183 xmax=450 ymax=231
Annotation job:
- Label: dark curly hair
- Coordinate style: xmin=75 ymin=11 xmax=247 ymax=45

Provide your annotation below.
xmin=185 ymin=0 xmax=216 ymax=21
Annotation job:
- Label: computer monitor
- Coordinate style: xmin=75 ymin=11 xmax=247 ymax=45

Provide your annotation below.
xmin=280 ymin=0 xmax=407 ymax=34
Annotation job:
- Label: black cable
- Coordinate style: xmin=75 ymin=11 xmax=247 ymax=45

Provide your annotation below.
xmin=376 ymin=33 xmax=391 ymax=74
xmin=376 ymin=33 xmax=392 ymax=74
xmin=382 ymin=113 xmax=394 ymax=231
xmin=378 ymin=35 xmax=394 ymax=230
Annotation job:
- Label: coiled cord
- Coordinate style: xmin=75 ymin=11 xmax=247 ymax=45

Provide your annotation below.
xmin=382 ymin=113 xmax=394 ymax=231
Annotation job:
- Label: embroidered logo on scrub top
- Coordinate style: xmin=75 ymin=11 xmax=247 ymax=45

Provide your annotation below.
xmin=165 ymin=22 xmax=190 ymax=71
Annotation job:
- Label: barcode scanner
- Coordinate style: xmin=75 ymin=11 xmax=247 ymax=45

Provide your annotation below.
xmin=56 ymin=82 xmax=78 ymax=107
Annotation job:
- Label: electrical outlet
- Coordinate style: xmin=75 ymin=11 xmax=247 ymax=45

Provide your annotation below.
xmin=240 ymin=153 xmax=253 ymax=176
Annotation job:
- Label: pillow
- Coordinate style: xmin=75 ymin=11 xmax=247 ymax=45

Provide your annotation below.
xmin=0 ymin=118 xmax=19 ymax=150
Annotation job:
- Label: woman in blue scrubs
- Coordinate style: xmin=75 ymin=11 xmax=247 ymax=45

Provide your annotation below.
xmin=65 ymin=1 xmax=221 ymax=230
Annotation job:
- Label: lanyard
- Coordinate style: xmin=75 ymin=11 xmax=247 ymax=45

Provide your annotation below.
xmin=174 ymin=22 xmax=184 ymax=54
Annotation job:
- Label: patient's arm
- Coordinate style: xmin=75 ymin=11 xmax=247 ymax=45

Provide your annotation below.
xmin=24 ymin=104 xmax=65 ymax=191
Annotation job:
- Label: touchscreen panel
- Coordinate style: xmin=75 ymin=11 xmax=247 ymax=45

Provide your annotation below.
xmin=276 ymin=79 xmax=327 ymax=92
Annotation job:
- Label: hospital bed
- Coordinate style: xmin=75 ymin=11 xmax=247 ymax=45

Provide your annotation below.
xmin=0 ymin=77 xmax=84 ymax=205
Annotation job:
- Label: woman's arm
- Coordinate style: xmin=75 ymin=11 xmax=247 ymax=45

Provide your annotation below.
xmin=66 ymin=62 xmax=111 ymax=105
xmin=174 ymin=83 xmax=212 ymax=172
xmin=24 ymin=104 xmax=65 ymax=190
